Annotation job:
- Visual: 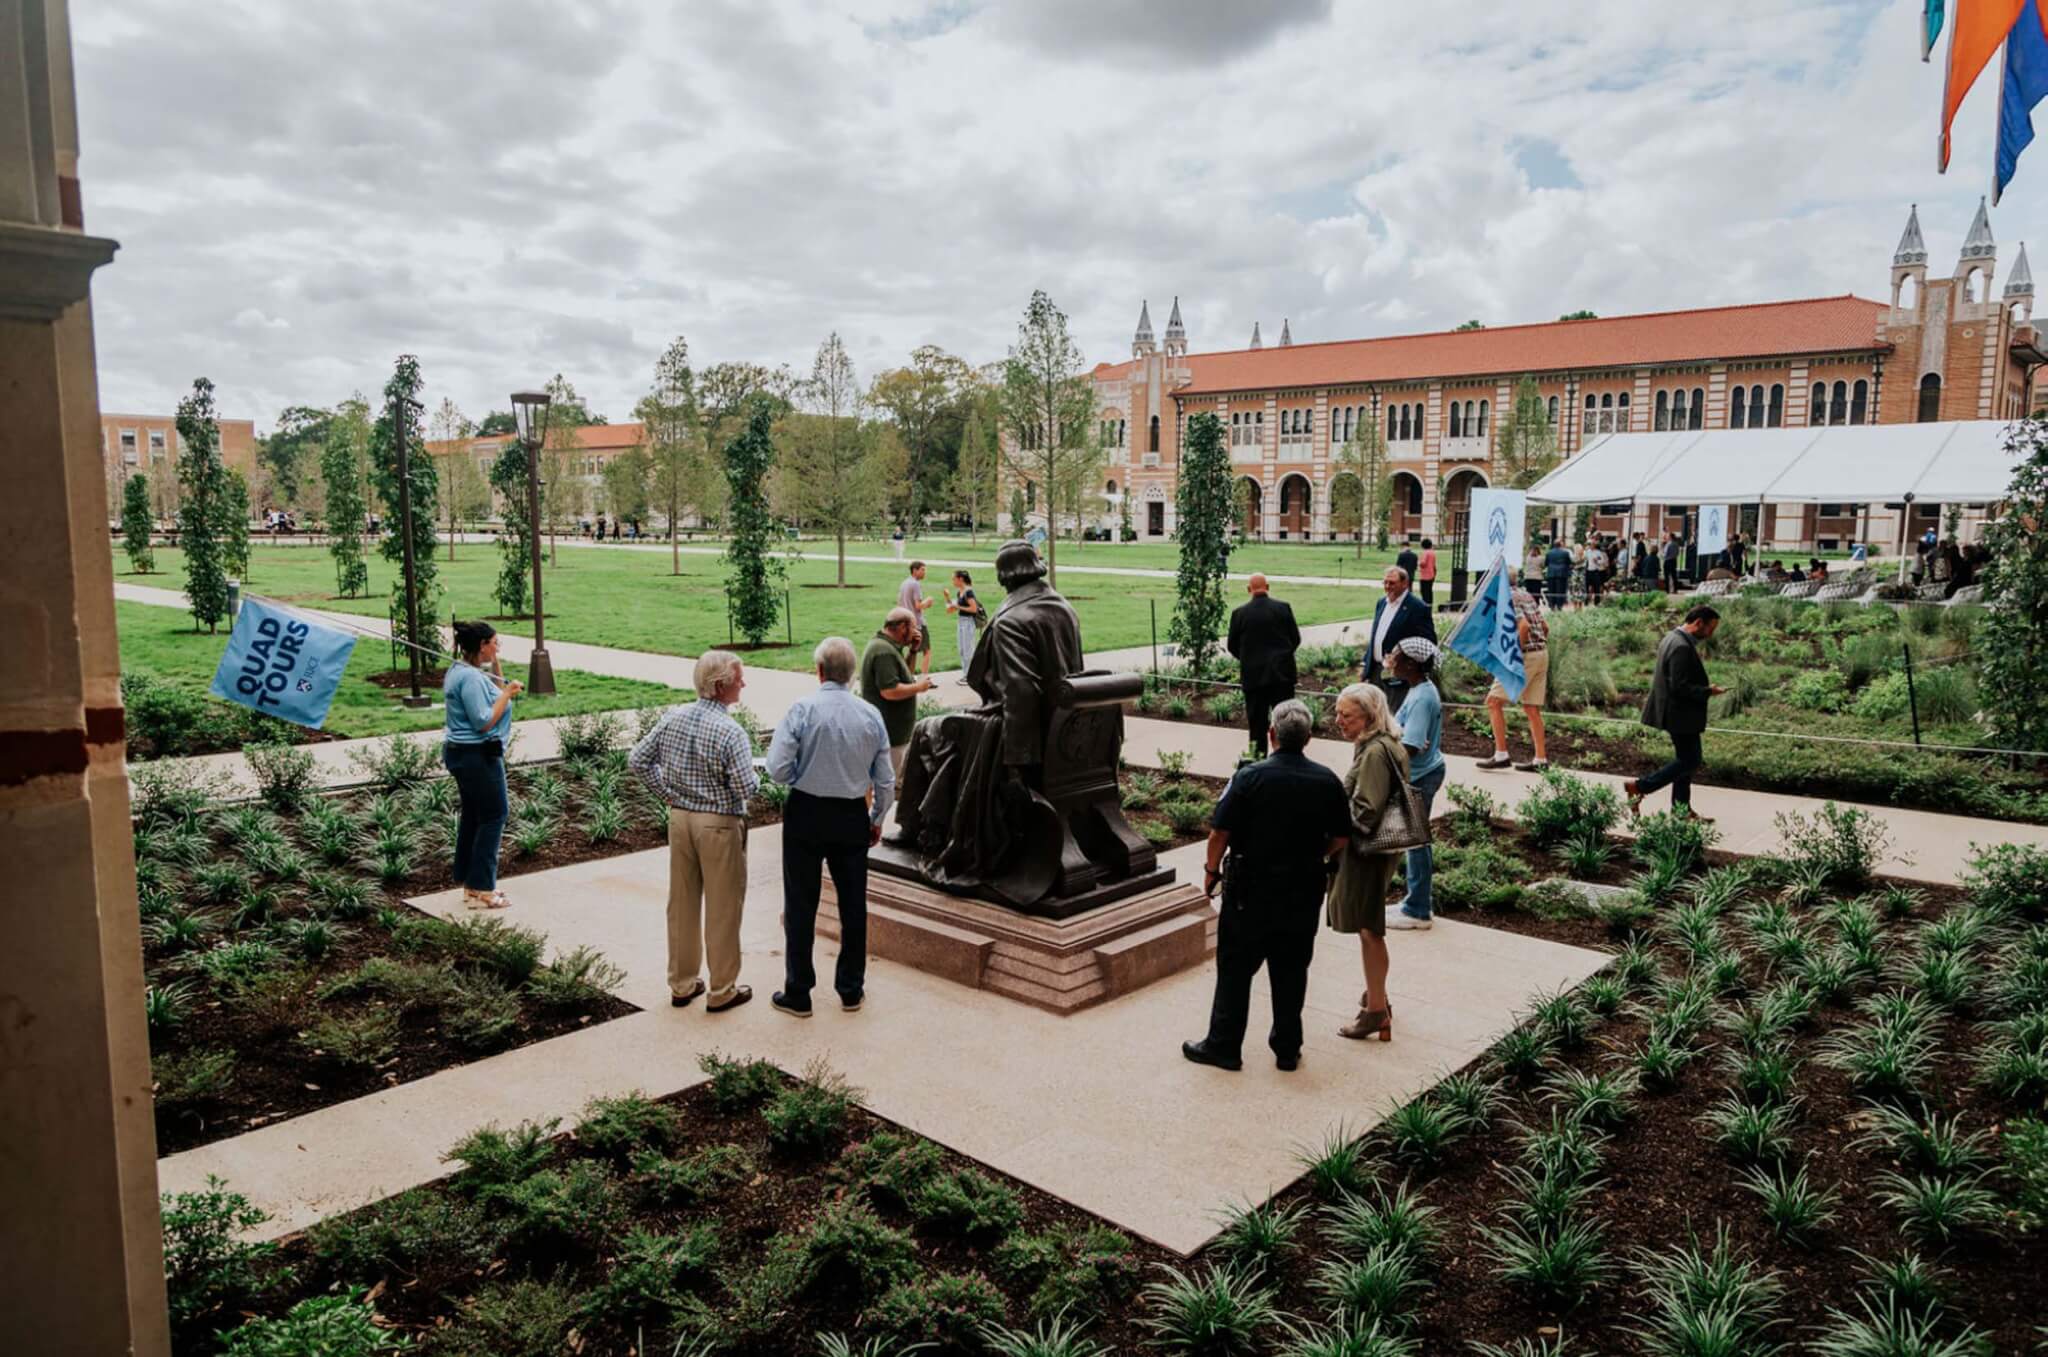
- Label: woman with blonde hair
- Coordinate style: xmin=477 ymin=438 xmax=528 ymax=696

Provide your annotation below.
xmin=1328 ymin=681 xmax=1410 ymax=1040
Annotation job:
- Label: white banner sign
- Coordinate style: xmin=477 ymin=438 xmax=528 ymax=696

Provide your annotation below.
xmin=1696 ymin=503 xmax=1730 ymax=556
xmin=1466 ymin=488 xmax=1527 ymax=572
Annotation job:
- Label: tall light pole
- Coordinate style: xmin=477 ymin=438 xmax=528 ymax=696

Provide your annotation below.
xmin=511 ymin=390 xmax=556 ymax=695
xmin=393 ymin=389 xmax=431 ymax=708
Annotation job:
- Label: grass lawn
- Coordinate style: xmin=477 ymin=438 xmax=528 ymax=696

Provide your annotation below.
xmin=835 ymin=531 xmax=1404 ymax=580
xmin=115 ymin=600 xmax=682 ymax=744
xmin=122 ymin=543 xmax=1381 ymax=672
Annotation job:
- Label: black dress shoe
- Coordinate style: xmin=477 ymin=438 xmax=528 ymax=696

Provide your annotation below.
xmin=1275 ymin=1052 xmax=1301 ymax=1072
xmin=1181 ymin=1040 xmax=1242 ymax=1071
xmin=670 ymin=980 xmax=706 ymax=1008
xmin=706 ymin=985 xmax=753 ymax=1013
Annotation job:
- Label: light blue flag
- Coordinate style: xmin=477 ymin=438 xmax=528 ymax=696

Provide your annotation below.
xmin=1996 ymin=0 xmax=2048 ymax=204
xmin=1924 ymin=0 xmax=1946 ymax=62
xmin=208 ymin=597 xmax=358 ymax=729
xmin=1449 ymin=564 xmax=1527 ymax=703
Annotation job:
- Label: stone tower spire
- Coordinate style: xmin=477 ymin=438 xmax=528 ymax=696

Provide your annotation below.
xmin=1132 ymin=300 xmax=1155 ymax=358
xmin=2006 ymin=241 xmax=2034 ymax=299
xmin=1894 ymin=203 xmax=1928 ymax=266
xmin=1249 ymin=321 xmax=1263 ymax=350
xmin=1163 ymin=295 xmax=1187 ymax=357
xmin=1278 ymin=318 xmax=1293 ymax=347
xmin=1961 ymin=196 xmax=1996 ymax=261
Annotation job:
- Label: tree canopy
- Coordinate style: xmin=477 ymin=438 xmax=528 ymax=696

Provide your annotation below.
xmin=997 ymin=290 xmax=1096 ymax=585
xmin=175 ymin=378 xmax=231 ymax=632
xmin=1170 ymin=412 xmax=1233 ymax=676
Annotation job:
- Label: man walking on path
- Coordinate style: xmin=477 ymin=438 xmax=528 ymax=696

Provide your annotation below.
xmin=897 ymin=560 xmax=936 ymax=678
xmin=861 ymin=607 xmax=935 ymax=782
xmin=1227 ymin=573 xmax=1301 ymax=758
xmin=1543 ymin=536 xmax=1573 ymax=610
xmin=628 ymin=651 xmax=760 ymax=1013
xmin=767 ymin=637 xmax=895 ymax=1019
xmin=1181 ymin=701 xmax=1350 ymax=1073
xmin=1477 ymin=577 xmax=1552 ymax=772
xmin=1361 ymin=566 xmax=1436 ymax=715
xmin=1625 ymin=604 xmax=1725 ymax=820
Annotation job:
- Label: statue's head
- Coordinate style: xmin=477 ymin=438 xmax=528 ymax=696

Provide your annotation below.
xmin=996 ymin=539 xmax=1048 ymax=590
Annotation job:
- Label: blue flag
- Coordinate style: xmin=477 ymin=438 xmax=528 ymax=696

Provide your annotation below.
xmin=1997 ymin=0 xmax=2048 ymax=204
xmin=208 ymin=597 xmax=358 ymax=729
xmin=1924 ymin=0 xmax=1946 ymax=61
xmin=1450 ymin=565 xmax=1527 ymax=703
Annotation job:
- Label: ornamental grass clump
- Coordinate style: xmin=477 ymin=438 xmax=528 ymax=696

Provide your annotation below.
xmin=1308 ymin=1244 xmax=1423 ymax=1332
xmin=1140 ymin=1264 xmax=1278 ymax=1356
xmin=1542 ymin=1068 xmax=1639 ymax=1131
xmin=1699 ymin=1095 xmax=1799 ymax=1164
xmin=1822 ymin=992 xmax=1939 ymax=1100
xmin=1627 ymin=1225 xmax=1787 ymax=1357
xmin=1320 ymin=1180 xmax=1441 ymax=1263
xmin=1294 ymin=1123 xmax=1374 ymax=1200
xmin=1491 ymin=1026 xmax=1553 ymax=1085
xmin=1807 ymin=1296 xmax=1988 ymax=1357
xmin=1479 ymin=1211 xmax=1612 ymax=1309
xmin=1874 ymin=1171 xmax=2004 ymax=1245
xmin=1209 ymin=1199 xmax=1308 ymax=1272
xmin=1737 ymin=1159 xmax=1841 ymax=1244
xmin=1380 ymin=1096 xmax=1471 ymax=1169
xmin=1975 ymin=1010 xmax=2048 ymax=1103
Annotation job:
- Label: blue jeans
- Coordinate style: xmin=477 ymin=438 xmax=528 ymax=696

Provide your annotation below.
xmin=444 ymin=741 xmax=508 ymax=892
xmin=1401 ymin=764 xmax=1447 ymax=919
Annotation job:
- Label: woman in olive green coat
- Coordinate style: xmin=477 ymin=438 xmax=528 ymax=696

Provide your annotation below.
xmin=1328 ymin=682 xmax=1410 ymax=1041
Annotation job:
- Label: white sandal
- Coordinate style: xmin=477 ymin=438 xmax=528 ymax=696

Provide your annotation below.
xmin=463 ymin=889 xmax=511 ymax=910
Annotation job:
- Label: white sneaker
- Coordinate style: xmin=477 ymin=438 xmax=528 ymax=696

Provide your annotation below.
xmin=1386 ymin=909 xmax=1433 ymax=930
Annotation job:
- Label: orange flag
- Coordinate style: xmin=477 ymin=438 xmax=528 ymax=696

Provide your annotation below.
xmin=1943 ymin=0 xmax=2028 ymax=169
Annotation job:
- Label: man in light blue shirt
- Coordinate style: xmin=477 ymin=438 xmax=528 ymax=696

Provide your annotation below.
xmin=1387 ymin=637 xmax=1446 ymax=931
xmin=766 ymin=636 xmax=896 ymax=1018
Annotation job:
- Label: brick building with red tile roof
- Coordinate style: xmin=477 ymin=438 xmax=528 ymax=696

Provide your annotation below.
xmin=1047 ymin=203 xmax=2042 ymax=555
xmin=425 ymin=422 xmax=650 ymax=521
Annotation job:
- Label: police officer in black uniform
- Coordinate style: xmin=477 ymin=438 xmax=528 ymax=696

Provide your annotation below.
xmin=1182 ymin=699 xmax=1351 ymax=1072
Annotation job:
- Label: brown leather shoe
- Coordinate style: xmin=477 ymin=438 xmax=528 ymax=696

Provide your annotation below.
xmin=1339 ymin=1003 xmax=1394 ymax=1042
xmin=707 ymin=985 xmax=753 ymax=1013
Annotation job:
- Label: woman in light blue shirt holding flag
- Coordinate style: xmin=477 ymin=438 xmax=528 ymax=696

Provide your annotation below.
xmin=444 ymin=620 xmax=521 ymax=909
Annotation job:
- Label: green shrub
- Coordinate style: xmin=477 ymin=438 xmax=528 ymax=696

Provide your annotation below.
xmin=1162 ymin=796 xmax=1212 ymax=837
xmin=443 ymin=1118 xmax=559 ymax=1190
xmin=319 ymin=956 xmax=464 ymax=1010
xmin=160 ymin=1176 xmax=290 ymax=1324
xmin=1962 ymin=841 xmax=2048 ymax=921
xmin=914 ymin=1167 xmax=1026 ymax=1241
xmin=439 ymin=1275 xmax=584 ymax=1357
xmin=309 ymin=1187 xmax=509 ymax=1282
xmin=1776 ymin=802 xmax=1891 ymax=893
xmin=395 ymin=914 xmax=547 ymax=984
xmin=1785 ymin=669 xmax=1848 ymax=712
xmin=347 ymin=735 xmax=439 ymax=793
xmin=1515 ymin=769 xmax=1622 ymax=850
xmin=633 ymin=1144 xmax=753 ymax=1206
xmin=152 ymin=1047 xmax=237 ymax=1107
xmin=763 ymin=1057 xmax=862 ymax=1152
xmin=835 ymin=1129 xmax=946 ymax=1206
xmin=522 ymin=946 xmax=626 ymax=1011
xmin=992 ymin=1225 xmax=1140 ymax=1322
xmin=245 ymin=740 xmax=321 ymax=817
xmin=298 ymin=1010 xmax=400 ymax=1069
xmin=1138 ymin=820 xmax=1174 ymax=846
xmin=216 ymin=1289 xmax=409 ymax=1356
xmin=449 ymin=973 xmax=524 ymax=1051
xmin=699 ymin=1049 xmax=783 ymax=1111
xmin=1444 ymin=782 xmax=1501 ymax=837
xmin=720 ymin=1235 xmax=813 ymax=1340
xmin=484 ymin=1161 xmax=628 ymax=1249
xmin=1544 ymin=643 xmax=1618 ymax=712
xmin=2006 ymin=1116 xmax=2048 ymax=1233
xmin=869 ymin=1271 xmax=1008 ymax=1348
xmin=1632 ymin=809 xmax=1717 ymax=876
xmin=803 ymin=1196 xmax=918 ymax=1295
xmin=575 ymin=1091 xmax=683 ymax=1160
xmin=578 ymin=1225 xmax=718 ymax=1325
xmin=1850 ymin=671 xmax=1912 ymax=722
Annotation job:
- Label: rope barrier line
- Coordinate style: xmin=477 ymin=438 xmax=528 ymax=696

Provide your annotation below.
xmin=243 ymin=591 xmax=446 ymax=661
xmin=1135 ymin=668 xmax=2048 ymax=762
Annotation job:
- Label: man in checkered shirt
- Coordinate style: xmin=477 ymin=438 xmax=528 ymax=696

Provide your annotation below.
xmin=628 ymin=650 xmax=761 ymax=1012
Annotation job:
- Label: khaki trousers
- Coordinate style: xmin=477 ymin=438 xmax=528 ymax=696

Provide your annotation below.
xmin=667 ymin=808 xmax=747 ymax=1002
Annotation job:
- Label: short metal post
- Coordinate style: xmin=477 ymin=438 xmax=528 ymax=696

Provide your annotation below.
xmin=1150 ymin=597 xmax=1158 ymax=676
xmin=785 ymin=588 xmax=793 ymax=648
xmin=1902 ymin=641 xmax=1922 ymax=746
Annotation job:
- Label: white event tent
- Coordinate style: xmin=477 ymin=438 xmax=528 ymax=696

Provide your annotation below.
xmin=1524 ymin=420 xmax=2025 ymax=509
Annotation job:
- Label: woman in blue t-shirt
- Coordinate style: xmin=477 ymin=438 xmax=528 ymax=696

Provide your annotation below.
xmin=444 ymin=621 xmax=522 ymax=909
xmin=1385 ymin=637 xmax=1445 ymax=931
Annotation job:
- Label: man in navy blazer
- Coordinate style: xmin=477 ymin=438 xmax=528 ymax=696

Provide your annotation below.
xmin=1361 ymin=566 xmax=1437 ymax=714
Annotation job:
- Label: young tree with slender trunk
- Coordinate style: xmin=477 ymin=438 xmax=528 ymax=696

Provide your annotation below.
xmin=1496 ymin=374 xmax=1561 ymax=554
xmin=430 ymin=398 xmax=475 ymax=560
xmin=488 ymin=442 xmax=533 ymax=617
xmin=221 ymin=469 xmax=252 ymax=582
xmin=121 ymin=473 xmax=155 ymax=574
xmin=636 ymin=337 xmax=701 ymax=574
xmin=1172 ymin=413 xmax=1233 ymax=675
xmin=997 ymin=290 xmax=1097 ymax=587
xmin=176 ymin=378 xmax=231 ymax=631
xmin=869 ymin=344 xmax=972 ymax=533
xmin=601 ymin=448 xmax=653 ymax=526
xmin=722 ymin=400 xmax=787 ymax=645
xmin=696 ymin=362 xmax=795 ymax=533
xmin=1330 ymin=417 xmax=1392 ymax=555
xmin=367 ymin=356 xmax=442 ymax=661
xmin=780 ymin=332 xmax=893 ymax=585
xmin=321 ymin=397 xmax=371 ymax=597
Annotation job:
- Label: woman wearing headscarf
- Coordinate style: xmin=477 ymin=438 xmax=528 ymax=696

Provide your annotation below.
xmin=444 ymin=620 xmax=521 ymax=909
xmin=1327 ymin=681 xmax=1411 ymax=1041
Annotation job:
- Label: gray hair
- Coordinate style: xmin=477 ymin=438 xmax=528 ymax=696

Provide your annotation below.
xmin=1336 ymin=681 xmax=1395 ymax=741
xmin=694 ymin=649 xmax=743 ymax=700
xmin=1382 ymin=565 xmax=1410 ymax=585
xmin=1269 ymin=699 xmax=1314 ymax=752
xmin=813 ymin=635 xmax=857 ymax=685
xmin=884 ymin=606 xmax=917 ymax=629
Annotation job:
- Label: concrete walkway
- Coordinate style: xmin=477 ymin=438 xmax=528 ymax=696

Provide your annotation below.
xmin=157 ymin=830 xmax=1605 ymax=1254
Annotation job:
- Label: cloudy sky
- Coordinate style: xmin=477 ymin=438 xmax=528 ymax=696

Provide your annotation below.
xmin=72 ymin=0 xmax=2048 ymax=431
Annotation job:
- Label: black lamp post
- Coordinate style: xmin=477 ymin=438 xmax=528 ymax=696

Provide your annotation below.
xmin=511 ymin=390 xmax=556 ymax=696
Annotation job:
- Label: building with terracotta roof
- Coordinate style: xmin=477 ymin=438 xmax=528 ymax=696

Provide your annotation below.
xmin=1054 ymin=202 xmax=2041 ymax=554
xmin=425 ymin=422 xmax=649 ymax=519
xmin=99 ymin=410 xmax=257 ymax=519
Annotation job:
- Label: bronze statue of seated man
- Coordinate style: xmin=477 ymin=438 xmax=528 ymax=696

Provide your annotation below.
xmin=880 ymin=540 xmax=1160 ymax=916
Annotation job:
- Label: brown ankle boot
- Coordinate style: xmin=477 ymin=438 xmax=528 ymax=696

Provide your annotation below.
xmin=1339 ymin=1002 xmax=1394 ymax=1042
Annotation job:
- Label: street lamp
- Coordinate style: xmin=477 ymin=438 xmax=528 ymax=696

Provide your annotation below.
xmin=511 ymin=389 xmax=556 ymax=696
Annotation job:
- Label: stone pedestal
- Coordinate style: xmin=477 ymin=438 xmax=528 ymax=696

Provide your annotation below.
xmin=818 ymin=873 xmax=1215 ymax=1014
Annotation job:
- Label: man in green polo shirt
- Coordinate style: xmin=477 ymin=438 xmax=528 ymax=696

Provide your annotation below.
xmin=862 ymin=607 xmax=934 ymax=780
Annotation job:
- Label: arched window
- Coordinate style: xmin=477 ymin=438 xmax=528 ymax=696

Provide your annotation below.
xmin=1918 ymin=372 xmax=1942 ymax=423
xmin=1654 ymin=390 xmax=1669 ymax=431
xmin=1616 ymin=393 xmax=1629 ymax=428
xmin=1690 ymin=388 xmax=1705 ymax=429
xmin=1599 ymin=392 xmax=1615 ymax=433
xmin=1106 ymin=478 xmax=1117 ymax=494
xmin=1149 ymin=415 xmax=1160 ymax=452
xmin=1547 ymin=395 xmax=1558 ymax=425
xmin=1768 ymin=384 xmax=1784 ymax=427
xmin=1478 ymin=400 xmax=1490 ymax=436
xmin=1732 ymin=392 xmax=1747 ymax=428
xmin=1583 ymin=393 xmax=1597 ymax=434
xmin=1448 ymin=403 xmax=1462 ymax=437
xmin=1810 ymin=382 xmax=1827 ymax=425
xmin=1830 ymin=381 xmax=1848 ymax=425
xmin=1850 ymin=379 xmax=1869 ymax=425
xmin=1407 ymin=478 xmax=1423 ymax=513
xmin=1464 ymin=400 xmax=1476 ymax=434
xmin=1398 ymin=406 xmax=1411 ymax=441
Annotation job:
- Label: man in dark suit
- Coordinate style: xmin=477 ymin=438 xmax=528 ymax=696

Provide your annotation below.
xmin=1361 ymin=565 xmax=1437 ymax=714
xmin=1395 ymin=543 xmax=1419 ymax=583
xmin=1625 ymin=603 xmax=1725 ymax=820
xmin=1226 ymin=573 xmax=1301 ymax=757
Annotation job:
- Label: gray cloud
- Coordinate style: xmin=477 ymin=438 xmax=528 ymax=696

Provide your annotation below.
xmin=989 ymin=0 xmax=1333 ymax=65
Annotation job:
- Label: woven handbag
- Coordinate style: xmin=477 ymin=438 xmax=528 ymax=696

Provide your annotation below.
xmin=1350 ymin=740 xmax=1432 ymax=854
